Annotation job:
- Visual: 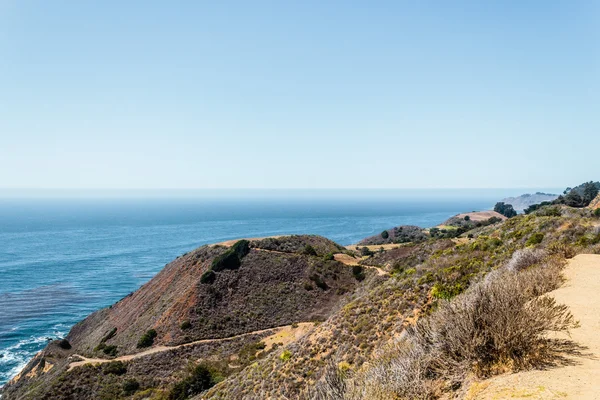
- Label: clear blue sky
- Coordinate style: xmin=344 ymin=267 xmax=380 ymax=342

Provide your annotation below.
xmin=0 ymin=1 xmax=598 ymax=189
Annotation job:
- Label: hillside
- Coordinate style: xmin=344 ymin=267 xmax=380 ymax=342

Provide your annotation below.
xmin=500 ymin=192 xmax=559 ymax=212
xmin=2 ymin=235 xmax=365 ymax=400
xmin=5 ymin=195 xmax=600 ymax=400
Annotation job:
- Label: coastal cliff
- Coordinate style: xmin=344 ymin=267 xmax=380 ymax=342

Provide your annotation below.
xmin=4 ymin=185 xmax=600 ymax=399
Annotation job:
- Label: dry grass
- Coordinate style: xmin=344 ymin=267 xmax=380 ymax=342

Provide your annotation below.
xmin=313 ymin=256 xmax=578 ymax=400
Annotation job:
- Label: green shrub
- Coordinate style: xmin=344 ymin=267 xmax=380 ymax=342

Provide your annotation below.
xmin=211 ymin=240 xmax=251 ymax=272
xmin=238 ymin=341 xmax=267 ymax=363
xmin=594 ymin=208 xmax=600 ymax=217
xmin=122 ymin=379 xmax=140 ymax=395
xmin=494 ymin=202 xmax=517 ymax=218
xmin=431 ymin=282 xmax=464 ymax=300
xmin=323 ymin=252 xmax=334 ymax=261
xmin=211 ymin=250 xmax=240 ymax=271
xmin=180 ymin=320 xmax=192 ymax=330
xmin=352 ymin=265 xmax=365 ymax=281
xmin=200 ymin=270 xmax=216 ymax=284
xmin=526 ymin=232 xmax=544 ymax=246
xmin=539 ymin=206 xmax=562 ymax=217
xmin=169 ymin=364 xmax=221 ymax=400
xmin=103 ymin=345 xmax=118 ymax=357
xmin=103 ymin=361 xmax=127 ymax=375
xmin=303 ymin=245 xmax=318 ymax=256
xmin=137 ymin=329 xmax=157 ymax=348
xmin=57 ymin=339 xmax=71 ymax=350
xmin=360 ymin=247 xmax=374 ymax=257
xmin=231 ymin=239 xmax=250 ymax=258
xmin=381 ymin=230 xmax=389 ymax=239
xmin=464 ymin=215 xmax=470 ymax=221
xmin=280 ymin=350 xmax=292 ymax=362
xmin=100 ymin=327 xmax=117 ymax=343
xmin=309 ymin=274 xmax=328 ymax=290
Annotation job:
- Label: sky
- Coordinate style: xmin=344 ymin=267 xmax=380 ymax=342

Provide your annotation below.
xmin=0 ymin=1 xmax=598 ymax=190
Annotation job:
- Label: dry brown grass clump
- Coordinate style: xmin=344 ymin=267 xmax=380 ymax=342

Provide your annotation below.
xmin=313 ymin=256 xmax=577 ymax=400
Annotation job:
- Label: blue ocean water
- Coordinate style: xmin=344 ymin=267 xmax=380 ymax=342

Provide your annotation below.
xmin=0 ymin=189 xmax=544 ymax=385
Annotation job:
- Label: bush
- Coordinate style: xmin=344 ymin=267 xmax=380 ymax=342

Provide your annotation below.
xmin=323 ymin=252 xmax=335 ymax=261
xmin=100 ymin=327 xmax=117 ymax=343
xmin=200 ymin=270 xmax=216 ymax=284
xmin=338 ymin=260 xmax=575 ymax=398
xmin=464 ymin=215 xmax=470 ymax=221
xmin=352 ymin=265 xmax=365 ymax=281
xmin=231 ymin=239 xmax=250 ymax=258
xmin=594 ymin=208 xmax=600 ymax=217
xmin=381 ymin=230 xmax=389 ymax=239
xmin=211 ymin=250 xmax=241 ymax=271
xmin=303 ymin=245 xmax=318 ymax=256
xmin=526 ymin=232 xmax=544 ymax=246
xmin=104 ymin=361 xmax=127 ymax=375
xmin=210 ymin=240 xmax=251 ymax=273
xmin=180 ymin=320 xmax=192 ymax=330
xmin=103 ymin=345 xmax=118 ymax=357
xmin=57 ymin=339 xmax=71 ymax=350
xmin=360 ymin=247 xmax=374 ymax=257
xmin=310 ymin=274 xmax=328 ymax=290
xmin=137 ymin=329 xmax=157 ymax=348
xmin=122 ymin=379 xmax=140 ymax=395
xmin=506 ymin=248 xmax=547 ymax=272
xmin=494 ymin=202 xmax=517 ymax=218
xmin=280 ymin=350 xmax=292 ymax=362
xmin=168 ymin=364 xmax=221 ymax=400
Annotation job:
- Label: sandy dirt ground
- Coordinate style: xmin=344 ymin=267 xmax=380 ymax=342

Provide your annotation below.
xmin=453 ymin=210 xmax=507 ymax=222
xmin=467 ymin=254 xmax=600 ymax=399
xmin=345 ymin=243 xmax=404 ymax=251
xmin=213 ymin=236 xmax=283 ymax=247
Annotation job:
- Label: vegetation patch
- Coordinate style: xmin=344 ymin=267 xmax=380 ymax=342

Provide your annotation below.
xmin=168 ymin=364 xmax=223 ymax=400
xmin=137 ymin=329 xmax=157 ymax=348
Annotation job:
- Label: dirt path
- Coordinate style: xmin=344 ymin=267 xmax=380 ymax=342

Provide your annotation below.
xmin=468 ymin=254 xmax=600 ymax=399
xmin=333 ymin=253 xmax=388 ymax=276
xmin=68 ymin=323 xmax=314 ymax=370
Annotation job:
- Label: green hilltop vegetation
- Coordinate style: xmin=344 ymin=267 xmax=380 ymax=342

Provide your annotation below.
xmin=3 ymin=181 xmax=600 ymax=400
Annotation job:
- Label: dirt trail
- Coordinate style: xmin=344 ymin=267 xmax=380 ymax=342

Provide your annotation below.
xmin=333 ymin=253 xmax=388 ymax=276
xmin=469 ymin=254 xmax=600 ymax=400
xmin=68 ymin=323 xmax=313 ymax=370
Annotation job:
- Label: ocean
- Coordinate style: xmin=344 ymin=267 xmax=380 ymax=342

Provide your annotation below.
xmin=0 ymin=189 xmax=546 ymax=385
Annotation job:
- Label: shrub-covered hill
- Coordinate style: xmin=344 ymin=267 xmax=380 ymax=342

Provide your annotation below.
xmin=6 ymin=203 xmax=600 ymax=400
xmin=2 ymin=235 xmax=364 ymax=400
xmin=358 ymin=225 xmax=428 ymax=245
xmin=65 ymin=235 xmax=354 ymax=356
xmin=201 ymin=205 xmax=600 ymax=399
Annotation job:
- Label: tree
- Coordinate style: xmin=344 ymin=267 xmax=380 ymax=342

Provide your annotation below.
xmin=494 ymin=202 xmax=517 ymax=218
xmin=381 ymin=230 xmax=389 ymax=239
xmin=582 ymin=182 xmax=599 ymax=205
xmin=564 ymin=191 xmax=583 ymax=207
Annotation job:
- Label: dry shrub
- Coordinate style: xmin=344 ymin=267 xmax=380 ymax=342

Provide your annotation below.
xmin=547 ymin=241 xmax=577 ymax=259
xmin=317 ymin=257 xmax=576 ymax=400
xmin=505 ymin=248 xmax=547 ymax=272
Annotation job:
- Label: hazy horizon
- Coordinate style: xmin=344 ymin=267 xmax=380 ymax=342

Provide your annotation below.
xmin=0 ymin=187 xmax=565 ymax=199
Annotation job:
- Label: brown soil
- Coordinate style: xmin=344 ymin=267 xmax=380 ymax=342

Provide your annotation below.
xmin=453 ymin=210 xmax=507 ymax=222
